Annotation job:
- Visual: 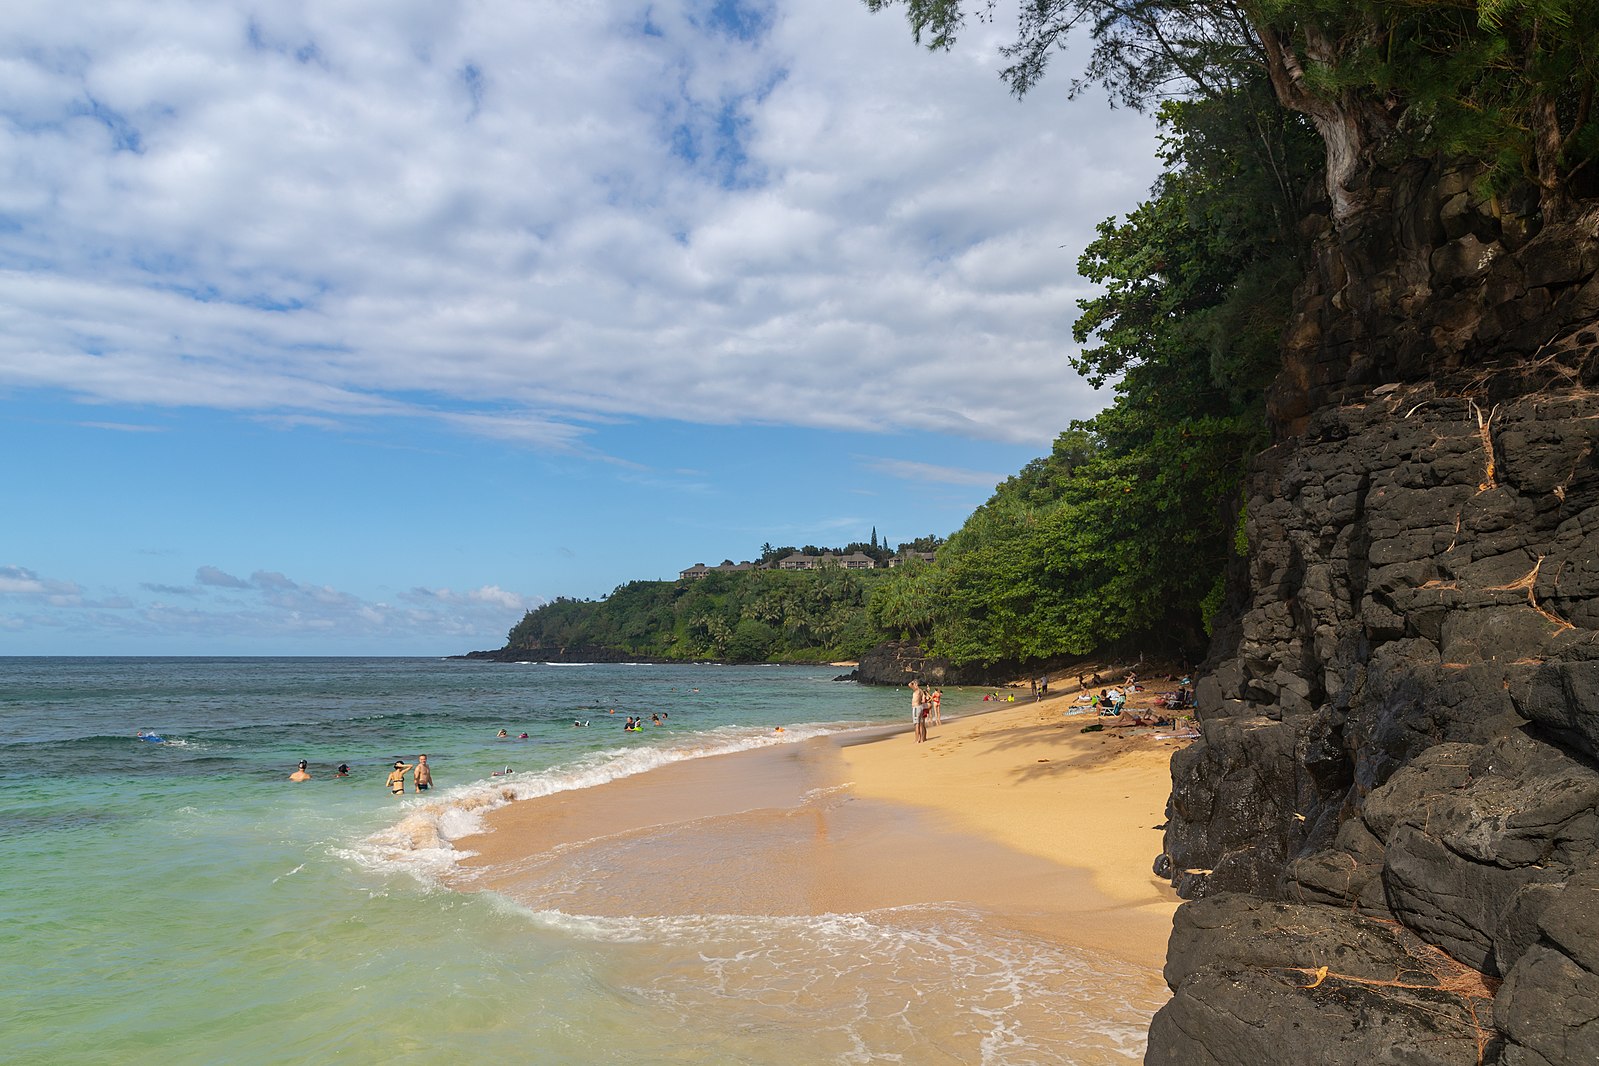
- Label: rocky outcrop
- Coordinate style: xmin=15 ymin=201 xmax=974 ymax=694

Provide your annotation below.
xmin=455 ymin=645 xmax=679 ymax=664
xmin=843 ymin=640 xmax=1005 ymax=686
xmin=1150 ymin=166 xmax=1599 ymax=1064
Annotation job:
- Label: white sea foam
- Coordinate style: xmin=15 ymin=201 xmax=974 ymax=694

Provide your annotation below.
xmin=351 ymin=719 xmax=868 ymax=880
xmin=488 ymin=900 xmax=1159 ymax=1064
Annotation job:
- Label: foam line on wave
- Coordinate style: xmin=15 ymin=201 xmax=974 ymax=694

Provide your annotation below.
xmin=348 ymin=718 xmax=872 ymax=879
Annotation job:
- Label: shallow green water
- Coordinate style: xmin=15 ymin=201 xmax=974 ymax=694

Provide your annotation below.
xmin=2 ymin=658 xmax=1160 ymax=1064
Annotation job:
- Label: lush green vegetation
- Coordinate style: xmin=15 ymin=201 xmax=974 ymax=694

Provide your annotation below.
xmin=867 ymin=86 xmax=1318 ymax=665
xmin=505 ymin=568 xmax=888 ymax=663
xmin=870 ymin=0 xmax=1599 ymax=216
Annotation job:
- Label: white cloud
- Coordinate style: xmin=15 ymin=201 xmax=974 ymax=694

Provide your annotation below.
xmin=406 ymin=584 xmax=537 ymax=612
xmin=2 ymin=561 xmax=535 ymax=652
xmin=0 ymin=564 xmax=83 ymax=599
xmin=0 ymin=0 xmax=1157 ymax=452
xmin=861 ymin=457 xmax=1007 ymax=488
xmin=196 ymin=565 xmax=251 ymax=589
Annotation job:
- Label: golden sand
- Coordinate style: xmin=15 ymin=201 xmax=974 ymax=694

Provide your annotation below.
xmin=453 ymin=669 xmax=1187 ymax=970
xmin=837 ymin=684 xmax=1185 ymax=962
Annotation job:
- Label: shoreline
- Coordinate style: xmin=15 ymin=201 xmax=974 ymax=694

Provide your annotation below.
xmin=449 ymin=680 xmax=1185 ymax=970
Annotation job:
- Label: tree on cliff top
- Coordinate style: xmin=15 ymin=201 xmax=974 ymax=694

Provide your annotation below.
xmin=897 ymin=89 xmax=1304 ymax=664
xmin=868 ymin=0 xmax=1598 ymax=219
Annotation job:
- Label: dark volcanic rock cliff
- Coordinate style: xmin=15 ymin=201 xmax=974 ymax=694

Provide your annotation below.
xmin=845 ymin=640 xmax=1013 ymax=686
xmin=1148 ymin=167 xmax=1599 ymax=1065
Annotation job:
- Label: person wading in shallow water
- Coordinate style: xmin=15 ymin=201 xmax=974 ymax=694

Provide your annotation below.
xmin=386 ymin=760 xmax=412 ymax=795
xmin=413 ymin=754 xmax=432 ymax=792
xmin=289 ymin=760 xmax=311 ymax=782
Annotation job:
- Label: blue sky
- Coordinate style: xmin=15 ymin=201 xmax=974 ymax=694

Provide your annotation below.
xmin=1 ymin=0 xmax=1159 ymax=655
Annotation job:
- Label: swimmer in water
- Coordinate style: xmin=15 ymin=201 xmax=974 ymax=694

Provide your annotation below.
xmin=386 ymin=760 xmax=412 ymax=795
xmin=335 ymin=763 xmax=350 ymax=777
xmin=496 ymin=729 xmax=508 ymax=738
xmin=289 ymin=760 xmax=311 ymax=782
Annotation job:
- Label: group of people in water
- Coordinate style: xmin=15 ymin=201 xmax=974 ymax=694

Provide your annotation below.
xmin=287 ymin=755 xmax=432 ymax=793
xmin=496 ymin=710 xmax=668 ymax=736
xmin=622 ymin=712 xmax=666 ymax=731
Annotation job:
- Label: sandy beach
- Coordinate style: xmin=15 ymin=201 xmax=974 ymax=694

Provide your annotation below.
xmin=455 ymin=678 xmax=1185 ymax=969
xmin=837 ymin=689 xmax=1184 ymax=962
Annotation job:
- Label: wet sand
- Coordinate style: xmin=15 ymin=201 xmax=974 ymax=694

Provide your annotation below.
xmin=453 ymin=687 xmax=1183 ymax=968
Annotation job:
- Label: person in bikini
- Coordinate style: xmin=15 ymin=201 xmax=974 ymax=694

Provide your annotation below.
xmin=386 ymin=760 xmax=412 ymax=795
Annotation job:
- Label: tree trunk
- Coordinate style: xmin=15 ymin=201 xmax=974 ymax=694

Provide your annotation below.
xmin=1253 ymin=22 xmax=1385 ymax=225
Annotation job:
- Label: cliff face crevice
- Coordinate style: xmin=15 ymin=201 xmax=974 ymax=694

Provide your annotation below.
xmin=1148 ymin=168 xmax=1599 ymax=1064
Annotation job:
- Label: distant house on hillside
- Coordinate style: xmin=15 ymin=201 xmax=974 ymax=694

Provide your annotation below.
xmin=777 ymin=551 xmax=876 ymax=571
xmin=678 ymin=561 xmax=754 ymax=580
xmin=682 ymin=552 xmax=881 ymax=578
xmin=887 ymin=551 xmax=937 ymax=568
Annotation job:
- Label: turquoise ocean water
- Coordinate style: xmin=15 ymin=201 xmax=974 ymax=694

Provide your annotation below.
xmin=2 ymin=657 xmax=1161 ymax=1064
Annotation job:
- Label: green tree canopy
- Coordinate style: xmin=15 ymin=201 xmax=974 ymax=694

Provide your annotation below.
xmin=869 ymin=0 xmax=1599 ymax=218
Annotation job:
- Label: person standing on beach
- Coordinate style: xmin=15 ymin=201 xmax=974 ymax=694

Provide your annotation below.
xmin=386 ymin=760 xmax=412 ymax=795
xmin=413 ymin=754 xmax=432 ymax=792
xmin=289 ymin=760 xmax=311 ymax=782
xmin=910 ymin=681 xmax=929 ymax=743
xmin=931 ymin=689 xmax=942 ymax=725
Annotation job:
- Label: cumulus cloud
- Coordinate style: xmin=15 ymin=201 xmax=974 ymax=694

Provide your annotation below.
xmin=0 ymin=564 xmax=92 ymax=606
xmin=405 ymin=585 xmax=539 ymax=612
xmin=0 ymin=0 xmax=1157 ymax=452
xmin=249 ymin=570 xmax=299 ymax=593
xmin=0 ymin=565 xmax=125 ymax=610
xmin=196 ymin=565 xmax=252 ymax=589
xmin=0 ymin=565 xmax=58 ymax=597
xmin=6 ymin=561 xmax=536 ymax=652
